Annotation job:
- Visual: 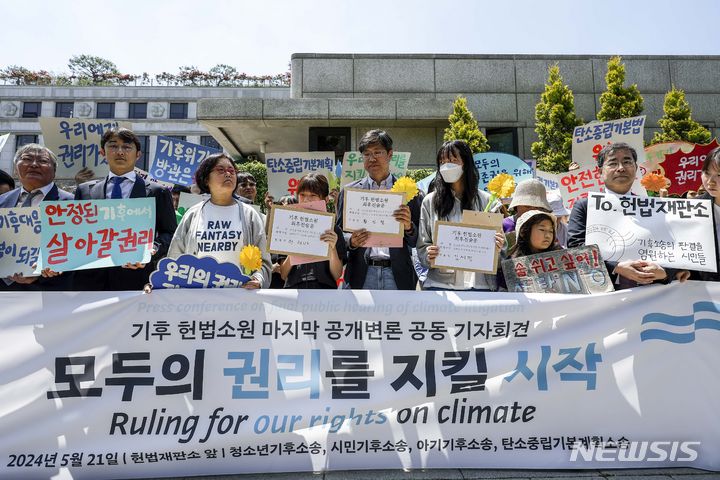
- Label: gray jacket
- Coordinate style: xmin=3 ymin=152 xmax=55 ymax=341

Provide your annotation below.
xmin=417 ymin=190 xmax=501 ymax=291
xmin=168 ymin=198 xmax=272 ymax=288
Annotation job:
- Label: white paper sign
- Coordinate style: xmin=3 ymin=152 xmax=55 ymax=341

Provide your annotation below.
xmin=0 ymin=133 xmax=9 ymax=154
xmin=572 ymin=115 xmax=646 ymax=168
xmin=0 ymin=206 xmax=41 ymax=277
xmin=268 ymin=206 xmax=334 ymax=258
xmin=178 ymin=192 xmax=207 ymax=211
xmin=432 ymin=221 xmax=498 ymax=273
xmin=586 ymin=193 xmax=717 ymax=272
xmin=342 ymin=188 xmax=403 ymax=235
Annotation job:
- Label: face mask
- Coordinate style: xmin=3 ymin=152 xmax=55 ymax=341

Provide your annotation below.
xmin=439 ymin=163 xmax=463 ymax=183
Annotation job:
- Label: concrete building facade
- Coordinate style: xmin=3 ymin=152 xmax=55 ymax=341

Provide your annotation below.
xmin=198 ymin=53 xmax=720 ymax=168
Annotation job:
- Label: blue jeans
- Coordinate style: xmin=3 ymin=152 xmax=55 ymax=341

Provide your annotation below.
xmin=362 ymin=266 xmax=398 ymax=290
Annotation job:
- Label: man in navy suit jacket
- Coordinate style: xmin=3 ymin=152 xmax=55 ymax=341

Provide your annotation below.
xmin=0 ymin=144 xmax=73 ymax=290
xmin=335 ymin=130 xmax=422 ymax=290
xmin=72 ymin=128 xmax=177 ymax=291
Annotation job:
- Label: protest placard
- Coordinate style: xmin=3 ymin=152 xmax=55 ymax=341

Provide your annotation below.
xmin=474 ymin=152 xmax=534 ymax=191
xmin=265 ymin=152 xmax=335 ymax=199
xmin=39 ymin=198 xmax=155 ymax=272
xmin=572 ymin=115 xmax=646 ymax=168
xmin=39 ymin=118 xmax=131 ymax=179
xmin=0 ymin=133 xmax=9 ymax=154
xmin=342 ymin=188 xmax=403 ymax=236
xmin=659 ymin=139 xmax=720 ymax=196
xmin=150 ymin=254 xmax=250 ymax=289
xmin=586 ymin=192 xmax=717 ymax=272
xmin=340 ymin=151 xmax=410 ymax=187
xmin=502 ymin=245 xmax=613 ymax=294
xmin=149 ymin=136 xmax=220 ymax=187
xmin=431 ymin=220 xmax=500 ymax=274
xmin=267 ymin=205 xmax=334 ymax=259
xmin=0 ymin=206 xmax=41 ymax=277
xmin=640 ymin=141 xmax=693 ymax=177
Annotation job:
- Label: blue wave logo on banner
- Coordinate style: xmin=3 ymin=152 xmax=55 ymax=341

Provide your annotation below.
xmin=640 ymin=301 xmax=720 ymax=343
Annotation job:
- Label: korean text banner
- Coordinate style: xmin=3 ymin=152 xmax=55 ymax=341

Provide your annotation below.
xmin=265 ymin=152 xmax=335 ymax=199
xmin=39 ymin=118 xmax=132 ymax=179
xmin=474 ymin=153 xmax=534 ymax=191
xmin=1 ymin=284 xmax=718 ymax=479
xmin=0 ymin=206 xmax=41 ymax=277
xmin=149 ymin=136 xmax=221 ymax=187
xmin=39 ymin=198 xmax=155 ymax=272
xmin=571 ymin=115 xmax=646 ymax=168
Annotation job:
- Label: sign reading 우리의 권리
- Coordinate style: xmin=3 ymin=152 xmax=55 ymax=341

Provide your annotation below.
xmin=39 ymin=117 xmax=132 ymax=179
xmin=342 ymin=188 xmax=404 ymax=236
xmin=39 ymin=198 xmax=155 ymax=272
xmin=586 ymin=193 xmax=717 ymax=272
xmin=267 ymin=205 xmax=335 ymax=259
xmin=431 ymin=221 xmax=500 ymax=274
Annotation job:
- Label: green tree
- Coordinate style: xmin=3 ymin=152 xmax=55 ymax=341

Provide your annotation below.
xmin=443 ymin=96 xmax=489 ymax=153
xmin=531 ymin=64 xmax=583 ymax=173
xmin=597 ymin=56 xmax=644 ymax=121
xmin=650 ymin=86 xmax=712 ymax=145
xmin=209 ymin=64 xmax=238 ymax=86
xmin=68 ymin=54 xmax=120 ymax=84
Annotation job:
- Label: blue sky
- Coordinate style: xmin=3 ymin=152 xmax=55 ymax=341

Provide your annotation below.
xmin=3 ymin=0 xmax=719 ymax=76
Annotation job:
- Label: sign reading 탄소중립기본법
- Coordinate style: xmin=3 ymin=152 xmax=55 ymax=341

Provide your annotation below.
xmin=0 ymin=284 xmax=718 ymax=479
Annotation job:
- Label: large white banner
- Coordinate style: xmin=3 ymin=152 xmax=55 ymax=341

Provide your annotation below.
xmin=1 ymin=285 xmax=719 ymax=479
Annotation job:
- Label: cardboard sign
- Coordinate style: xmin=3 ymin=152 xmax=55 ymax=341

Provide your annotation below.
xmin=149 ymin=136 xmax=220 ymax=187
xmin=267 ymin=205 xmax=335 ymax=259
xmin=340 ymin=151 xmax=411 ymax=187
xmin=39 ymin=118 xmax=131 ymax=179
xmin=502 ymin=245 xmax=614 ymax=294
xmin=150 ymin=254 xmax=250 ymax=289
xmin=586 ymin=193 xmax=716 ymax=272
xmin=0 ymin=206 xmax=41 ymax=277
xmin=265 ymin=152 xmax=335 ymax=199
xmin=342 ymin=188 xmax=403 ymax=236
xmin=39 ymin=198 xmax=155 ymax=272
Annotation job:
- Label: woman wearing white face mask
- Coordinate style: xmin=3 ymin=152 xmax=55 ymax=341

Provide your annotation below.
xmin=416 ymin=140 xmax=505 ymax=291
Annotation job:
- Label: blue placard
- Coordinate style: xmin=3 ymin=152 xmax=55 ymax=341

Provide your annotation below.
xmin=39 ymin=198 xmax=155 ymax=272
xmin=150 ymin=254 xmax=251 ymax=289
xmin=474 ymin=152 xmax=535 ymax=191
xmin=150 ymin=136 xmax=221 ymax=187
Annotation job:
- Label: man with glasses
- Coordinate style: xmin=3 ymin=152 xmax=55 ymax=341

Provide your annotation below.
xmin=335 ymin=129 xmax=422 ymax=290
xmin=73 ymin=127 xmax=177 ymax=290
xmin=0 ymin=144 xmax=74 ymax=290
xmin=567 ymin=142 xmax=674 ymax=289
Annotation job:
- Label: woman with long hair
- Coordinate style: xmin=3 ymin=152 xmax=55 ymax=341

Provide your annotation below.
xmin=416 ymin=140 xmax=505 ymax=291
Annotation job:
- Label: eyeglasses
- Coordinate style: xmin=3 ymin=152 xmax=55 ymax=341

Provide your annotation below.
xmin=18 ymin=156 xmax=53 ymax=166
xmin=362 ymin=150 xmax=388 ymax=161
xmin=604 ymin=160 xmax=636 ymax=170
xmin=238 ymin=182 xmax=256 ymax=188
xmin=212 ymin=166 xmax=236 ymax=175
xmin=105 ymin=144 xmax=136 ymax=153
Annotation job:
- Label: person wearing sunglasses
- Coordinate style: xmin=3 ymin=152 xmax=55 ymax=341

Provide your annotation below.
xmin=168 ymin=153 xmax=271 ymax=289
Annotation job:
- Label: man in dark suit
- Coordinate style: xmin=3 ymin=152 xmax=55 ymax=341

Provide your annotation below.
xmin=335 ymin=130 xmax=422 ymax=290
xmin=72 ymin=127 xmax=177 ymax=290
xmin=567 ymin=142 xmax=675 ymax=289
xmin=0 ymin=144 xmax=73 ymax=290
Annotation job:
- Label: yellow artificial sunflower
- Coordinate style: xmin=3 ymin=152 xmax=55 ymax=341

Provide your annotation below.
xmin=484 ymin=173 xmax=516 ymax=211
xmin=641 ymin=172 xmax=669 ymax=193
xmin=239 ymin=245 xmax=263 ymax=276
xmin=391 ymin=176 xmax=419 ymax=204
xmin=487 ymin=173 xmax=516 ymax=198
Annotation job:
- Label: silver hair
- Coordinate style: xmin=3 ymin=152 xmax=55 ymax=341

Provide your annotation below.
xmin=14 ymin=143 xmax=58 ymax=169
